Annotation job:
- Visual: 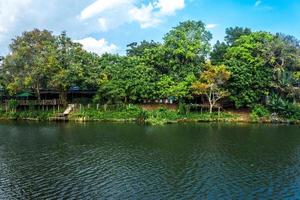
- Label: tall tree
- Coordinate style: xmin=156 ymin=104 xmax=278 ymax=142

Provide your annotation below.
xmin=225 ymin=27 xmax=252 ymax=45
xmin=48 ymin=31 xmax=96 ymax=104
xmin=224 ymin=32 xmax=275 ymax=107
xmin=163 ymin=20 xmax=212 ymax=79
xmin=2 ymin=29 xmax=56 ymax=100
xmin=126 ymin=40 xmax=160 ymax=57
xmin=95 ymin=55 xmax=157 ymax=104
xmin=210 ymin=27 xmax=252 ymax=65
xmin=210 ymin=41 xmax=228 ymax=65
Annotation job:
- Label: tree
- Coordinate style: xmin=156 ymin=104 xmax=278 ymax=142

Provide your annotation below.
xmin=265 ymin=34 xmax=300 ymax=92
xmin=167 ymin=74 xmax=196 ymax=101
xmin=225 ymin=27 xmax=252 ymax=45
xmin=49 ymin=32 xmax=94 ymax=104
xmin=192 ymin=63 xmax=230 ymax=113
xmin=95 ymin=55 xmax=157 ymax=104
xmin=224 ymin=32 xmax=276 ymax=107
xmin=210 ymin=27 xmax=252 ymax=65
xmin=210 ymin=41 xmax=228 ymax=65
xmin=163 ymin=20 xmax=212 ymax=79
xmin=2 ymin=29 xmax=56 ymax=100
xmin=224 ymin=31 xmax=300 ymax=107
xmin=127 ymin=40 xmax=160 ymax=57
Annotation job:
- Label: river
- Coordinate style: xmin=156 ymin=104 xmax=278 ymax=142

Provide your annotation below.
xmin=0 ymin=122 xmax=299 ymax=199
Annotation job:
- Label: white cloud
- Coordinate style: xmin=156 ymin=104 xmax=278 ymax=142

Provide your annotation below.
xmin=129 ymin=4 xmax=161 ymax=28
xmin=0 ymin=0 xmax=32 ymax=40
xmin=79 ymin=0 xmax=186 ymax=30
xmin=74 ymin=37 xmax=118 ymax=55
xmin=98 ymin=18 xmax=109 ymax=31
xmin=255 ymin=0 xmax=262 ymax=7
xmin=79 ymin=0 xmax=134 ymax=20
xmin=206 ymin=24 xmax=218 ymax=29
xmin=155 ymin=0 xmax=185 ymax=15
xmin=254 ymin=1 xmax=273 ymax=11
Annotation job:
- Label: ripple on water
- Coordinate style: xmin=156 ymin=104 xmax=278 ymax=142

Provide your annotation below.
xmin=0 ymin=123 xmax=300 ymax=199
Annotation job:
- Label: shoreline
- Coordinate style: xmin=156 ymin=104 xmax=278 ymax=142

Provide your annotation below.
xmin=1 ymin=115 xmax=299 ymax=125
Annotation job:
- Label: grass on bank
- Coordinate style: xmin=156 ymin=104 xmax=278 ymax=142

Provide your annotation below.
xmin=0 ymin=110 xmax=57 ymax=121
xmin=70 ymin=105 xmax=238 ymax=125
xmin=1 ymin=103 xmax=299 ymax=125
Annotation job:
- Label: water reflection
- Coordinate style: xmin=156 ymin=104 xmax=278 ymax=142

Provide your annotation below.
xmin=0 ymin=122 xmax=299 ymax=199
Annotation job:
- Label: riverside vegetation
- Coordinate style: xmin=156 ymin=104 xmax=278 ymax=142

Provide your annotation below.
xmin=0 ymin=20 xmax=299 ymax=125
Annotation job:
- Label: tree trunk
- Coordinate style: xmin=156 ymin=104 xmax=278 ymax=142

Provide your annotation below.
xmin=59 ymin=91 xmax=67 ymax=106
xmin=209 ymin=104 xmax=213 ymax=114
xmin=36 ymin=85 xmax=41 ymax=101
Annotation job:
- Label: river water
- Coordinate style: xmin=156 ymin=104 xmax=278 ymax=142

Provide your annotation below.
xmin=0 ymin=122 xmax=299 ymax=199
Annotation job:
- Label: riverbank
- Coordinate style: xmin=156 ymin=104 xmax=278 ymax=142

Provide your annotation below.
xmin=1 ymin=106 xmax=299 ymax=125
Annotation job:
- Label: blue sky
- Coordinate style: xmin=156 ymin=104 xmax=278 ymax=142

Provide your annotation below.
xmin=0 ymin=0 xmax=299 ymax=55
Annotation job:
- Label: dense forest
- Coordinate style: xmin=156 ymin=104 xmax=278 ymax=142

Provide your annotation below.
xmin=0 ymin=20 xmax=300 ymax=119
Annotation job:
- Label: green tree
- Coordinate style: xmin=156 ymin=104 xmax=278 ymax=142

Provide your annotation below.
xmin=95 ymin=55 xmax=157 ymax=104
xmin=224 ymin=32 xmax=275 ymax=107
xmin=49 ymin=32 xmax=96 ymax=104
xmin=127 ymin=40 xmax=160 ymax=57
xmin=225 ymin=27 xmax=252 ymax=45
xmin=163 ymin=20 xmax=212 ymax=79
xmin=210 ymin=41 xmax=228 ymax=65
xmin=2 ymin=29 xmax=56 ymax=99
xmin=210 ymin=27 xmax=252 ymax=65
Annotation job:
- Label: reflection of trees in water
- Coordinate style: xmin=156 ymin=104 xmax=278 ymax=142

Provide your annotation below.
xmin=1 ymin=123 xmax=300 ymax=199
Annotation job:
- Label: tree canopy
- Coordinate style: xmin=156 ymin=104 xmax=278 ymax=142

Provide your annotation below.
xmin=0 ymin=21 xmax=299 ymax=110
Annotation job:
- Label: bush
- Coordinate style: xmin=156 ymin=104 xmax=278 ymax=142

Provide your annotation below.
xmin=178 ymin=102 xmax=186 ymax=115
xmin=146 ymin=116 xmax=167 ymax=126
xmin=267 ymin=94 xmax=300 ymax=120
xmin=251 ymin=105 xmax=270 ymax=120
xmin=8 ymin=99 xmax=18 ymax=111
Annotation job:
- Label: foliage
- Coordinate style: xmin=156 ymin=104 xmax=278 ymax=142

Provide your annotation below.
xmin=178 ymin=102 xmax=187 ymax=115
xmin=0 ymin=110 xmax=56 ymax=121
xmin=211 ymin=27 xmax=252 ymax=65
xmin=163 ymin=20 xmax=212 ymax=79
xmin=225 ymin=27 xmax=252 ymax=45
xmin=127 ymin=40 xmax=160 ymax=57
xmin=156 ymin=74 xmax=196 ymax=100
xmin=210 ymin=41 xmax=228 ymax=65
xmin=72 ymin=104 xmax=143 ymax=121
xmin=224 ymin=32 xmax=275 ymax=107
xmin=8 ymin=100 xmax=18 ymax=112
xmin=0 ymin=21 xmax=299 ymax=120
xmin=94 ymin=55 xmax=157 ymax=104
xmin=267 ymin=94 xmax=300 ymax=119
xmin=250 ymin=105 xmax=270 ymax=120
xmin=192 ymin=62 xmax=230 ymax=113
xmin=2 ymin=29 xmax=56 ymax=99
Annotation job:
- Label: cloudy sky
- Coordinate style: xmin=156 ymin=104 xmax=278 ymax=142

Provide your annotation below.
xmin=0 ymin=0 xmax=300 ymax=55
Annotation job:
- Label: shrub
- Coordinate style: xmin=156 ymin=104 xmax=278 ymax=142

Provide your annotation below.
xmin=267 ymin=94 xmax=300 ymax=120
xmin=8 ymin=99 xmax=18 ymax=112
xmin=251 ymin=105 xmax=270 ymax=120
xmin=178 ymin=102 xmax=187 ymax=115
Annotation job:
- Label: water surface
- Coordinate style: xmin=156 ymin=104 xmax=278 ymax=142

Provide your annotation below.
xmin=0 ymin=122 xmax=300 ymax=199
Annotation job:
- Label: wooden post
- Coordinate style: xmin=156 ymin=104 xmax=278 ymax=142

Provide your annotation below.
xmin=218 ymin=107 xmax=221 ymax=118
xmin=201 ymin=107 xmax=203 ymax=115
xmin=97 ymin=104 xmax=99 ymax=110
